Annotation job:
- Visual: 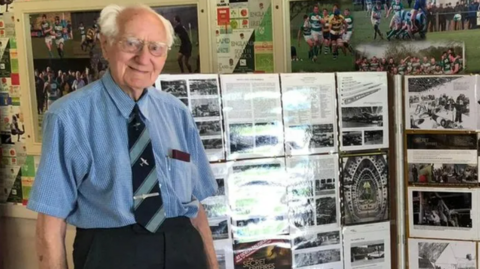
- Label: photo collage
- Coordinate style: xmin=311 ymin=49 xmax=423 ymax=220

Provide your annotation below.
xmin=404 ymin=74 xmax=480 ymax=268
xmin=155 ymin=71 xmax=392 ymax=268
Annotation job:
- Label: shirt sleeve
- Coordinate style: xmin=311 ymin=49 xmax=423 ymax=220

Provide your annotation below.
xmin=187 ymin=117 xmax=218 ymax=202
xmin=26 ymin=112 xmax=88 ymax=219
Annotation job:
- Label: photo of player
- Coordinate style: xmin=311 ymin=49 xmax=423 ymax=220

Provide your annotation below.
xmin=350 ymin=0 xmax=480 ymax=73
xmin=29 ymin=6 xmax=201 ymax=142
xmin=289 ymin=0 xmax=355 ymax=72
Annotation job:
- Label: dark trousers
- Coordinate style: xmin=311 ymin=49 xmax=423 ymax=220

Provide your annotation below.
xmin=73 ymin=217 xmax=208 ymax=269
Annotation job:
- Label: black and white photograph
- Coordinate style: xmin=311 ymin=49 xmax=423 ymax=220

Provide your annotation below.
xmin=343 ymin=222 xmax=391 ymax=269
xmin=341 ymin=107 xmax=384 ymax=128
xmin=201 ymin=138 xmax=223 ymax=151
xmin=293 ymin=230 xmax=341 ymax=251
xmin=408 ymin=239 xmax=476 ymax=269
xmin=189 ymin=78 xmax=219 ymax=96
xmin=290 ymin=198 xmax=315 ymax=229
xmin=364 ymin=130 xmax=383 ymax=145
xmin=254 ymin=122 xmax=281 ymax=149
xmin=405 ymin=75 xmax=477 ymax=130
xmin=160 ymin=80 xmax=188 ymax=98
xmin=408 ymin=187 xmax=478 ymax=240
xmin=315 ymin=196 xmax=337 ymax=226
xmin=412 ymin=191 xmax=472 ymax=228
xmin=210 ymin=218 xmax=229 ymax=241
xmin=408 ymin=163 xmax=478 ymax=184
xmin=310 ymin=124 xmax=335 ymax=148
xmin=196 ymin=121 xmax=222 ymax=137
xmin=191 ymin=98 xmax=221 ymax=118
xmin=350 ymin=240 xmax=385 ymax=266
xmin=315 ymin=178 xmax=336 ymax=196
xmin=289 ymin=180 xmax=314 ymax=199
xmin=229 ymin=123 xmax=254 ymax=154
xmin=342 ymin=131 xmax=362 ymax=146
xmin=342 ymin=154 xmax=389 ymax=225
xmin=294 ymin=249 xmax=342 ymax=268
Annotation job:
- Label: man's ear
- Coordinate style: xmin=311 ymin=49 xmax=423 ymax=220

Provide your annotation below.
xmin=99 ymin=34 xmax=109 ymax=61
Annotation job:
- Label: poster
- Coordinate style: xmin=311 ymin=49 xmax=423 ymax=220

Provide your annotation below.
xmin=342 ymin=153 xmax=389 ymax=225
xmin=405 ymin=75 xmax=477 ymax=130
xmin=220 ymin=74 xmax=284 ymax=160
xmin=20 ymin=155 xmax=40 ymax=204
xmin=227 ymin=158 xmax=288 ymax=241
xmin=156 ymin=74 xmax=225 ymax=161
xmin=287 ymin=155 xmax=340 ymax=232
xmin=0 ymin=165 xmax=20 ymax=203
xmin=343 ymin=221 xmax=391 ymax=269
xmin=216 ymin=0 xmax=274 ymax=73
xmin=233 ymin=239 xmax=292 ymax=269
xmin=280 ymin=73 xmax=337 ymax=155
xmin=29 ymin=5 xmax=201 ymax=141
xmin=408 ymin=187 xmax=478 ymax=240
xmin=293 ymin=244 xmax=343 ymax=269
xmin=406 ymin=133 xmax=478 ymax=184
xmin=337 ymin=72 xmax=389 ymax=151
xmin=408 ymin=238 xmax=476 ymax=269
xmin=202 ymin=163 xmax=230 ymax=241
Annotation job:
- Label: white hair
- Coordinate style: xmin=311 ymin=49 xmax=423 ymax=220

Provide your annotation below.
xmin=98 ymin=4 xmax=175 ymax=48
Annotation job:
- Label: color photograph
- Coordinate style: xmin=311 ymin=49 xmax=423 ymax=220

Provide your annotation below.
xmin=354 ymin=40 xmax=465 ymax=75
xmin=351 ymin=0 xmax=480 ymax=73
xmin=289 ymin=0 xmax=356 ymax=72
xmin=30 ymin=5 xmax=200 ymax=139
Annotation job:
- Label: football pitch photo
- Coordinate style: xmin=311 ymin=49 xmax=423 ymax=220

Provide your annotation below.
xmin=289 ymin=0 xmax=355 ymax=73
xmin=350 ymin=0 xmax=480 ymax=73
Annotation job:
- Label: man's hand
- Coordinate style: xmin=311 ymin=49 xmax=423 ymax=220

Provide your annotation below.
xmin=36 ymin=213 xmax=68 ymax=269
xmin=191 ymin=205 xmax=218 ymax=269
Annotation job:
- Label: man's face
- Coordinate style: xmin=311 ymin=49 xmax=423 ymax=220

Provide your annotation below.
xmin=313 ymin=7 xmax=319 ymax=14
xmin=101 ymin=9 xmax=168 ymax=93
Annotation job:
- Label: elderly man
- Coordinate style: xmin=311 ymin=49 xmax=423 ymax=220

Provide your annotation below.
xmin=27 ymin=4 xmax=218 ymax=269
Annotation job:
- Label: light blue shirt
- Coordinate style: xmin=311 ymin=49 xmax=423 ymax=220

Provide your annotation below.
xmin=27 ymin=70 xmax=217 ymax=228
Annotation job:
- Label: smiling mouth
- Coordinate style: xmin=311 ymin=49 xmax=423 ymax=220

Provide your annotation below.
xmin=129 ymin=66 xmax=148 ymax=73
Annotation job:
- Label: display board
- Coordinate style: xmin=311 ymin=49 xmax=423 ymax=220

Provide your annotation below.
xmin=404 ymin=74 xmax=480 ymax=269
xmin=156 ymin=72 xmax=393 ymax=268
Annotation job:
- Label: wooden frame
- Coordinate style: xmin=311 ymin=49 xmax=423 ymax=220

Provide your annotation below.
xmin=14 ymin=0 xmax=213 ymax=155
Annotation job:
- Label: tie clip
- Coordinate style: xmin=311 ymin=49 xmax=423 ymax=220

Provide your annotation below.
xmin=133 ymin=192 xmax=159 ymax=200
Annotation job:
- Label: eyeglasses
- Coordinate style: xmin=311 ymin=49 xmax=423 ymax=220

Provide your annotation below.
xmin=118 ymin=37 xmax=169 ymax=57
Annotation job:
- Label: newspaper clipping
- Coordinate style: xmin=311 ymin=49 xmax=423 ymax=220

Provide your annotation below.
xmin=342 ymin=153 xmax=389 ymax=225
xmin=337 ymin=72 xmax=389 ymax=151
xmin=343 ymin=222 xmax=391 ymax=269
xmin=220 ymin=74 xmax=284 ymax=160
xmin=286 ymin=154 xmax=340 ymax=233
xmin=227 ymin=158 xmax=289 ymax=241
xmin=202 ymin=163 xmax=230 ymax=242
xmin=408 ymin=187 xmax=478 ymax=240
xmin=280 ymin=73 xmax=337 ymax=155
xmin=405 ymin=75 xmax=478 ymax=130
xmin=406 ymin=133 xmax=478 ymax=185
xmin=156 ymin=74 xmax=225 ymax=161
xmin=408 ymin=238 xmax=476 ymax=269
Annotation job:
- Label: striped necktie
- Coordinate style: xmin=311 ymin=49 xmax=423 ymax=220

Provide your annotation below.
xmin=128 ymin=104 xmax=165 ymax=233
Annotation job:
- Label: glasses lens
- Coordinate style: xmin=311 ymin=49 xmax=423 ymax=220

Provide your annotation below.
xmin=121 ymin=38 xmax=142 ymax=53
xmin=148 ymin=42 xmax=168 ymax=57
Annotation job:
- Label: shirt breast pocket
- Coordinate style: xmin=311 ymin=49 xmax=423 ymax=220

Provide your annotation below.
xmin=168 ymin=158 xmax=193 ymax=203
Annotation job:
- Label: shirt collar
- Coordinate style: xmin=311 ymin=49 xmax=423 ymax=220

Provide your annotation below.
xmin=101 ymin=69 xmax=150 ymax=120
